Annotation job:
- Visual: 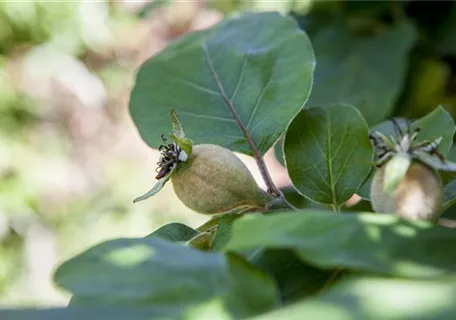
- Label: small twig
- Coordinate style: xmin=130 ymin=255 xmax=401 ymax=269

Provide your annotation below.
xmin=202 ymin=43 xmax=288 ymax=204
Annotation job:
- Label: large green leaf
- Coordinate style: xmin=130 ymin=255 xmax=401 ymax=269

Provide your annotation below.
xmin=0 ymin=307 xmax=178 ymax=320
xmin=306 ymin=21 xmax=417 ymax=124
xmin=225 ymin=210 xmax=456 ymax=278
xmin=54 ymin=237 xmax=279 ymax=319
xmin=284 ymin=104 xmax=373 ymax=206
xmin=130 ymin=12 xmax=315 ymax=156
xmin=249 ymin=276 xmax=456 ymax=320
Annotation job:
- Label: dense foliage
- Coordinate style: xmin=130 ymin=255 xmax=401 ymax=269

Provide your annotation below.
xmin=3 ymin=1 xmax=456 ymax=319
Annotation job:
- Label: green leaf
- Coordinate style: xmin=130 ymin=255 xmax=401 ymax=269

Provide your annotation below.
xmin=249 ymin=276 xmax=456 ymax=320
xmin=442 ymin=177 xmax=456 ymax=219
xmin=383 ymin=152 xmax=412 ymax=194
xmin=0 ymin=307 xmax=178 ymax=320
xmin=133 ymin=165 xmax=175 ymax=203
xmin=186 ymin=232 xmax=213 ymax=251
xmin=415 ymin=151 xmax=456 ymax=172
xmin=356 ymin=169 xmax=374 ymax=200
xmin=284 ymin=104 xmax=373 ymax=206
xmin=210 ymin=213 xmax=243 ymax=251
xmin=409 ymin=105 xmax=456 ymax=177
xmin=54 ymin=237 xmax=279 ymax=318
xmin=307 ymin=21 xmax=417 ymax=124
xmin=144 ymin=223 xmax=198 ymax=242
xmin=273 ymin=137 xmax=285 ymax=167
xmin=170 ymin=109 xmax=192 ymax=156
xmin=225 ymin=210 xmax=456 ymax=278
xmin=412 ymin=106 xmax=455 ymax=155
xmin=444 ymin=177 xmax=456 ymax=208
xmin=249 ymin=249 xmax=333 ymax=303
xmin=196 ymin=216 xmax=223 ymax=232
xmin=130 ymin=12 xmax=315 ymax=156
xmin=281 ymin=186 xmax=309 ymax=209
xmin=132 ymin=178 xmax=166 ymax=203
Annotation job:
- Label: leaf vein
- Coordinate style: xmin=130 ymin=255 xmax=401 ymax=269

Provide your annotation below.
xmin=313 ymin=164 xmax=332 ymax=190
xmin=157 ymin=65 xmax=220 ymax=96
xmin=326 ymin=111 xmax=336 ymax=207
xmin=175 ymin=110 xmax=236 ymax=123
xmin=333 ymin=146 xmax=357 ymax=201
xmin=306 ymin=118 xmax=328 ymax=161
xmin=230 ymin=53 xmax=249 ymax=103
xmin=246 ymin=58 xmax=278 ymax=129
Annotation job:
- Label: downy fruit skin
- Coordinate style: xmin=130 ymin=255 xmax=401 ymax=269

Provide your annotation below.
xmin=171 ymin=144 xmax=267 ymax=214
xmin=371 ymin=161 xmax=443 ymax=222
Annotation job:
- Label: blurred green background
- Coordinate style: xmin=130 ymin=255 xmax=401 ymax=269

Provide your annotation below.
xmin=0 ymin=0 xmax=220 ymax=307
xmin=1 ymin=0 xmax=456 ymax=308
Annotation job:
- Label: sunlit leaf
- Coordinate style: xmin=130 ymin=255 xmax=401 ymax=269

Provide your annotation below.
xmin=225 ymin=210 xmax=456 ymax=278
xmin=250 ymin=276 xmax=456 ymax=320
xmin=130 ymin=12 xmax=315 ymax=156
xmin=0 ymin=307 xmax=177 ymax=320
xmin=54 ymin=237 xmax=279 ymax=318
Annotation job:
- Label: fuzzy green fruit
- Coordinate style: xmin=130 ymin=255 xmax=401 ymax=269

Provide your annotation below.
xmin=171 ymin=144 xmax=268 ymax=215
xmin=370 ymin=161 xmax=443 ymax=223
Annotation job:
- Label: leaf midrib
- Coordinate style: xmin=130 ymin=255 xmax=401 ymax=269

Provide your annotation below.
xmin=326 ymin=111 xmax=336 ymax=208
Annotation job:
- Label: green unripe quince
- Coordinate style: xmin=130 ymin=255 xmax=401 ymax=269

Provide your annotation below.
xmin=171 ymin=144 xmax=267 ymax=214
xmin=370 ymin=161 xmax=443 ymax=223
